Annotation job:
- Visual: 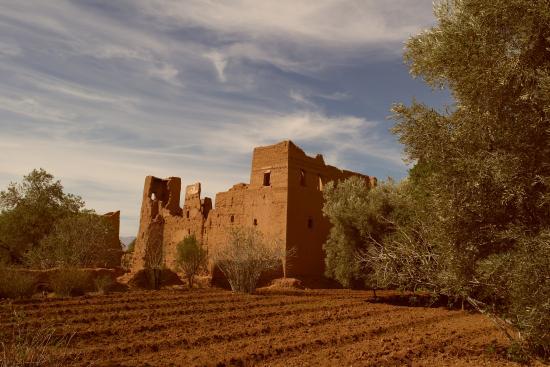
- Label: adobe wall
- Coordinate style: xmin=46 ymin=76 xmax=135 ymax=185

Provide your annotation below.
xmin=101 ymin=211 xmax=123 ymax=268
xmin=163 ymin=183 xmax=211 ymax=269
xmin=204 ymin=142 xmax=289 ymax=273
xmin=131 ymin=176 xmax=212 ymax=272
xmin=285 ymin=143 xmax=375 ymax=278
xmin=131 ymin=140 xmax=375 ymax=283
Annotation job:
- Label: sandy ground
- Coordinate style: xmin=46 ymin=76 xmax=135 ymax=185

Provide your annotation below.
xmin=0 ymin=288 xmax=537 ymax=366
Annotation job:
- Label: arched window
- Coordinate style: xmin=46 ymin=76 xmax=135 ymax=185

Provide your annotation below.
xmin=253 ymin=218 xmax=258 ymax=226
xmin=230 ymin=215 xmax=234 ymax=223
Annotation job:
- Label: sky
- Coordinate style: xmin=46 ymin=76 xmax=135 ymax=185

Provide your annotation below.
xmin=0 ymin=1 xmax=451 ymax=236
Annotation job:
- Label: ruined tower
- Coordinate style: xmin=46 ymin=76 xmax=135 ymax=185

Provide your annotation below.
xmin=132 ymin=140 xmax=375 ymax=282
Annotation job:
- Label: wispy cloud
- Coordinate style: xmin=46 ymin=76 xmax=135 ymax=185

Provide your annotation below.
xmin=204 ymin=51 xmax=228 ymax=82
xmin=0 ymin=0 xmax=439 ymax=235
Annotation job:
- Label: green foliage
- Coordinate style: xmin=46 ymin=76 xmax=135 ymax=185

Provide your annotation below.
xmin=386 ymin=0 xmax=550 ymax=359
xmin=323 ymin=177 xmax=429 ymax=290
xmin=49 ymin=269 xmax=91 ymax=297
xmin=26 ymin=213 xmax=117 ymax=269
xmin=175 ymin=235 xmax=207 ymax=288
xmin=322 ymin=177 xmax=393 ymax=287
xmin=0 ymin=267 xmax=36 ymax=299
xmin=0 ymin=169 xmax=84 ymax=265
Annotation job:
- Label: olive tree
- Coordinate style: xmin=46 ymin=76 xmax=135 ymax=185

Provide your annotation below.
xmin=390 ymin=0 xmax=550 ymax=357
xmin=0 ymin=169 xmax=84 ymax=264
xmin=26 ymin=212 xmax=119 ymax=269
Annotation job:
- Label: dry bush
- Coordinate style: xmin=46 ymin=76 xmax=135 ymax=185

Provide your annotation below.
xmin=0 ymin=308 xmax=75 ymax=367
xmin=144 ymin=243 xmax=164 ymax=290
xmin=93 ymin=275 xmax=113 ymax=294
xmin=49 ymin=268 xmax=91 ymax=297
xmin=0 ymin=267 xmax=36 ymax=299
xmin=211 ymin=227 xmax=285 ymax=294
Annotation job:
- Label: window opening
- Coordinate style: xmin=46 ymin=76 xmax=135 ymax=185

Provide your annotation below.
xmin=253 ymin=218 xmax=258 ymax=226
xmin=318 ymin=175 xmax=324 ymax=191
xmin=230 ymin=215 xmax=234 ymax=223
xmin=150 ymin=192 xmax=156 ymax=200
xmin=308 ymin=217 xmax=313 ymax=229
xmin=300 ymin=169 xmax=306 ymax=186
xmin=186 ymin=210 xmax=190 ymax=219
xmin=263 ymin=171 xmax=271 ymax=186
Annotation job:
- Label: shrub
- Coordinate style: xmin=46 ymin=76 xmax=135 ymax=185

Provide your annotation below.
xmin=175 ymin=235 xmax=207 ymax=289
xmin=49 ymin=268 xmax=91 ymax=297
xmin=93 ymin=275 xmax=113 ymax=294
xmin=211 ymin=227 xmax=285 ymax=294
xmin=0 ymin=308 xmax=75 ymax=366
xmin=0 ymin=267 xmax=36 ymax=299
xmin=27 ymin=213 xmax=120 ymax=269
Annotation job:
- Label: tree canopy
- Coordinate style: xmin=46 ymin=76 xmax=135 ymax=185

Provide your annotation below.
xmin=324 ymin=0 xmax=550 ymax=358
xmin=0 ymin=169 xmax=84 ymax=264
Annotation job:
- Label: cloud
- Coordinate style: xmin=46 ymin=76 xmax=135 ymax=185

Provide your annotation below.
xmin=139 ymin=0 xmax=434 ymax=46
xmin=289 ymin=90 xmax=314 ymax=106
xmin=0 ymin=0 xmax=437 ymax=235
xmin=147 ymin=63 xmax=181 ymax=86
xmin=0 ymin=95 xmax=76 ymax=123
xmin=204 ymin=51 xmax=228 ymax=82
xmin=0 ymin=42 xmax=21 ymax=58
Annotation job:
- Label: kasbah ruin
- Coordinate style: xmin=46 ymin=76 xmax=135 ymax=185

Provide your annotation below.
xmin=128 ymin=140 xmax=376 ymax=284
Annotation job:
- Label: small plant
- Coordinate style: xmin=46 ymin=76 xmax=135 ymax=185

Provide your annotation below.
xmin=211 ymin=227 xmax=285 ymax=294
xmin=0 ymin=308 xmax=75 ymax=366
xmin=506 ymin=342 xmax=530 ymax=364
xmin=144 ymin=243 xmax=164 ymax=290
xmin=93 ymin=275 xmax=113 ymax=294
xmin=49 ymin=268 xmax=91 ymax=297
xmin=0 ymin=267 xmax=36 ymax=299
xmin=175 ymin=235 xmax=207 ymax=289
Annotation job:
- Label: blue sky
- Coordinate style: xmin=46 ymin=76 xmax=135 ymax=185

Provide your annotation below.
xmin=0 ymin=1 xmax=450 ymax=236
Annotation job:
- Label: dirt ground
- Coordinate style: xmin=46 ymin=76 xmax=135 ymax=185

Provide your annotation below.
xmin=0 ymin=288 xmax=538 ymax=366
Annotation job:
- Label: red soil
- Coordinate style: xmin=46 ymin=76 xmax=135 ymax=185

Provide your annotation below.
xmin=0 ymin=289 xmax=537 ymax=366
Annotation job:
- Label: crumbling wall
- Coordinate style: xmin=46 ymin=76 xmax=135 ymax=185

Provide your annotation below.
xmin=132 ymin=176 xmax=182 ymax=271
xmin=102 ymin=211 xmax=123 ymax=268
xmin=162 ymin=183 xmax=211 ymax=269
xmin=285 ymin=142 xmax=374 ymax=278
xmin=205 ymin=141 xmax=290 ymax=278
xmin=132 ymin=140 xmax=375 ymax=284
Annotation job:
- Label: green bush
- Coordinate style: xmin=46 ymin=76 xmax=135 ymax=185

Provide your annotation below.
xmin=175 ymin=235 xmax=207 ymax=289
xmin=0 ymin=267 xmax=36 ymax=299
xmin=49 ymin=269 xmax=91 ymax=297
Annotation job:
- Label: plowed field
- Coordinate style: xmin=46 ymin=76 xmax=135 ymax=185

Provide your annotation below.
xmin=0 ymin=288 xmax=529 ymax=366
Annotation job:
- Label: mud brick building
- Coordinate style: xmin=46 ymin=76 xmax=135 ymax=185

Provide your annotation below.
xmin=132 ymin=140 xmax=375 ymax=281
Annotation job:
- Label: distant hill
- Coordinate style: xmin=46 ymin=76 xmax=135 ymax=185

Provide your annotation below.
xmin=120 ymin=236 xmax=136 ymax=250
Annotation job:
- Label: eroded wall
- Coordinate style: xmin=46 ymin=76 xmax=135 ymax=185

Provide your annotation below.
xmin=132 ymin=140 xmax=375 ymax=281
xmin=285 ymin=143 xmax=375 ymax=278
xmin=101 ymin=210 xmax=123 ymax=268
